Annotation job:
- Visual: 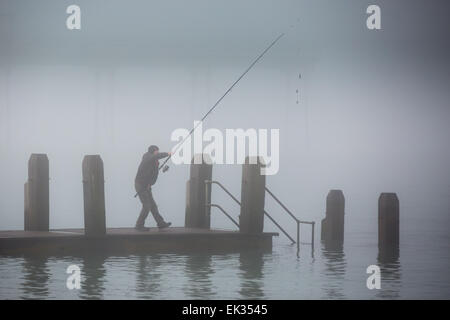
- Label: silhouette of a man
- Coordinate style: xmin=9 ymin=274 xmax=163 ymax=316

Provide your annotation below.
xmin=135 ymin=145 xmax=172 ymax=231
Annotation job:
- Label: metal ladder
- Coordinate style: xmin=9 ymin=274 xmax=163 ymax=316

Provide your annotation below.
xmin=204 ymin=180 xmax=315 ymax=253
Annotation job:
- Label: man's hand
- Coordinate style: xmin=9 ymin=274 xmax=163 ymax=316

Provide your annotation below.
xmin=167 ymin=152 xmax=173 ymax=156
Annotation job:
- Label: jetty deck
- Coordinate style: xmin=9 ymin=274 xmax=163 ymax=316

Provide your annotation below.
xmin=0 ymin=227 xmax=278 ymax=256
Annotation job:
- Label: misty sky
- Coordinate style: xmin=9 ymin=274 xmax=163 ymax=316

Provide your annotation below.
xmin=0 ymin=0 xmax=449 ymax=236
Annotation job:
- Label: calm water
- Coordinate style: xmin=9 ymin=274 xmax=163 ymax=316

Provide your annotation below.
xmin=1 ymin=222 xmax=449 ymax=300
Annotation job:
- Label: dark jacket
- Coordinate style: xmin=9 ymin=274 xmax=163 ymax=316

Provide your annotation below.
xmin=135 ymin=152 xmax=169 ymax=187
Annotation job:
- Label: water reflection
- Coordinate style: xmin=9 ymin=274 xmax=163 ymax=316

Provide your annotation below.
xmin=20 ymin=256 xmax=50 ymax=299
xmin=0 ymin=242 xmax=414 ymax=299
xmin=136 ymin=254 xmax=163 ymax=299
xmin=183 ymin=254 xmax=215 ymax=299
xmin=297 ymin=243 xmax=315 ymax=259
xmin=377 ymin=247 xmax=402 ymax=299
xmin=79 ymin=254 xmax=107 ymax=299
xmin=238 ymin=252 xmax=266 ymax=299
xmin=320 ymin=244 xmax=347 ymax=299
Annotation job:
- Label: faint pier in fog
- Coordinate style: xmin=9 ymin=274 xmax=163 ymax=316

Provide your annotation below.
xmin=320 ymin=188 xmax=400 ymax=261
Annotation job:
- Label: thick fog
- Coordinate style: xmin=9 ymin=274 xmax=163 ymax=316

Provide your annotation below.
xmin=0 ymin=0 xmax=449 ymax=239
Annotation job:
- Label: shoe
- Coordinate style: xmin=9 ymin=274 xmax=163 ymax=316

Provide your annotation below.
xmin=135 ymin=226 xmax=150 ymax=231
xmin=157 ymin=222 xmax=171 ymax=229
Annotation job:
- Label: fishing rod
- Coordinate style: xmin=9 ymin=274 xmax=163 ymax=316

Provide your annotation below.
xmin=159 ymin=33 xmax=285 ymax=172
xmin=134 ymin=33 xmax=284 ymax=198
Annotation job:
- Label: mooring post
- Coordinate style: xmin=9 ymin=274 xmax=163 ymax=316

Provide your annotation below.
xmin=185 ymin=154 xmax=212 ymax=229
xmin=378 ymin=193 xmax=399 ymax=250
xmin=185 ymin=180 xmax=190 ymax=222
xmin=321 ymin=189 xmax=345 ymax=247
xmin=24 ymin=182 xmax=29 ymax=228
xmin=82 ymin=155 xmax=106 ymax=237
xmin=205 ymin=180 xmax=211 ymax=212
xmin=24 ymin=154 xmax=49 ymax=231
xmin=239 ymin=156 xmax=266 ymax=234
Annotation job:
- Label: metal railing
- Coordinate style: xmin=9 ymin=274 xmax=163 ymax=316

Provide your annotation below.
xmin=205 ymin=180 xmax=294 ymax=243
xmin=204 ymin=180 xmax=315 ymax=253
xmin=204 ymin=180 xmax=242 ymax=228
xmin=265 ymin=186 xmax=315 ymax=253
xmin=208 ymin=204 xmax=240 ymax=228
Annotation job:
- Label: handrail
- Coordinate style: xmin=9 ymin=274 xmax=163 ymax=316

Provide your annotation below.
xmin=263 ymin=209 xmax=296 ymax=244
xmin=205 ymin=180 xmax=297 ymax=244
xmin=206 ymin=180 xmax=241 ymax=206
xmin=265 ymin=186 xmax=315 ymax=253
xmin=207 ymin=204 xmax=240 ymax=228
xmin=265 ymin=187 xmax=298 ymax=222
xmin=204 ymin=180 xmax=241 ymax=228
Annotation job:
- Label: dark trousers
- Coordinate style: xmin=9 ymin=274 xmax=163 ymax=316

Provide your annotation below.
xmin=135 ymin=182 xmax=165 ymax=227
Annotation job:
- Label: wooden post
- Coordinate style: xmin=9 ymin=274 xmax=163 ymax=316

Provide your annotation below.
xmin=378 ymin=193 xmax=399 ymax=250
xmin=185 ymin=180 xmax=191 ymax=225
xmin=239 ymin=156 xmax=266 ymax=234
xmin=24 ymin=154 xmax=49 ymax=231
xmin=82 ymin=155 xmax=106 ymax=236
xmin=24 ymin=182 xmax=30 ymax=229
xmin=321 ymin=189 xmax=345 ymax=247
xmin=185 ymin=154 xmax=212 ymax=229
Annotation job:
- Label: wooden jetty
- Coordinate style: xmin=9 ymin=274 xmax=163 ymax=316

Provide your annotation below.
xmin=1 ymin=152 xmax=400 ymax=257
xmin=1 ymin=154 xmax=279 ymax=256
xmin=0 ymin=227 xmax=277 ymax=256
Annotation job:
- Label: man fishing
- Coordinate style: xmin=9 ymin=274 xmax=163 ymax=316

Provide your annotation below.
xmin=133 ymin=33 xmax=284 ymax=231
xmin=134 ymin=145 xmax=172 ymax=231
